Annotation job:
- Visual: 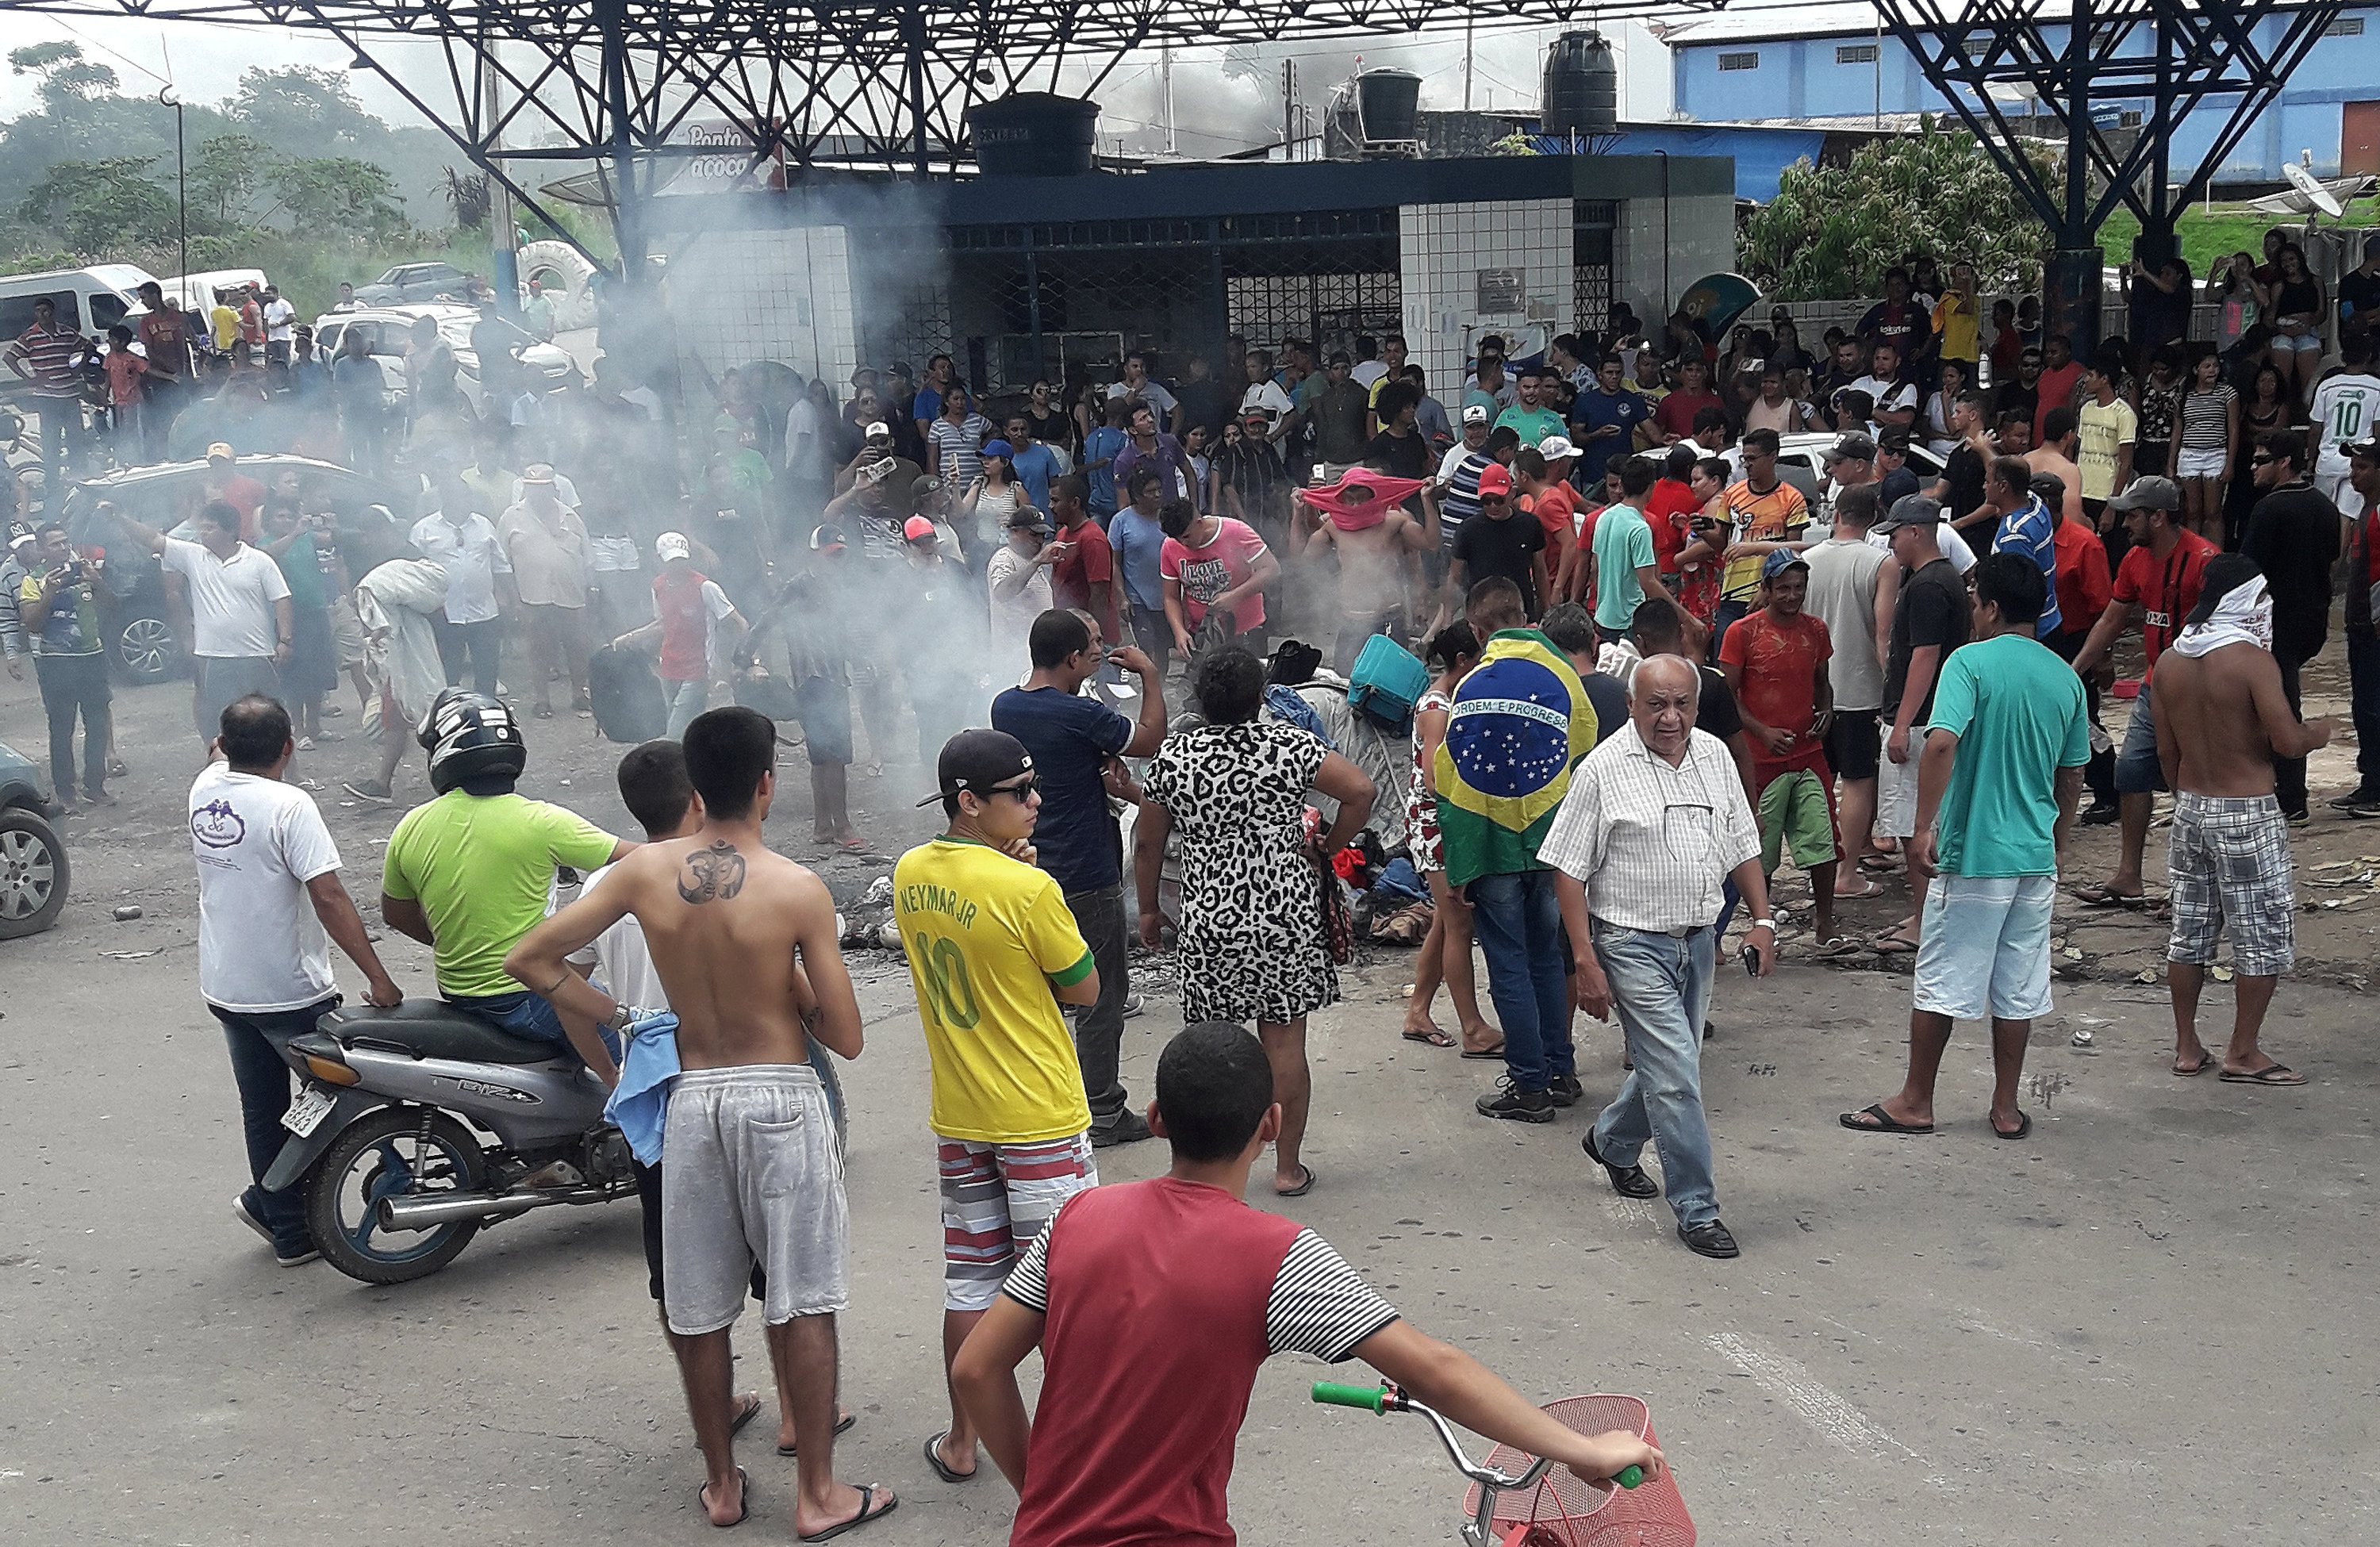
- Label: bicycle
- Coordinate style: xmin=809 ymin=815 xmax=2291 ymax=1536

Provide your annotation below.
xmin=1311 ymin=1380 xmax=1695 ymax=1547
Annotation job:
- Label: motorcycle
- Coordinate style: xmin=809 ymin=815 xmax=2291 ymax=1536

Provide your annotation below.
xmin=263 ymin=1000 xmax=636 ymax=1284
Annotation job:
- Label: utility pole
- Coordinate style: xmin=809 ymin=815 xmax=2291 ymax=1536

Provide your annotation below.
xmin=1464 ymin=17 xmax=1476 ymax=111
xmin=1161 ymin=43 xmax=1175 ymax=155
xmin=1283 ymin=58 xmax=1297 ymax=160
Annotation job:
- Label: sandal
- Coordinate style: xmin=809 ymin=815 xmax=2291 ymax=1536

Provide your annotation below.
xmin=2219 ymin=1062 xmax=2307 ymax=1086
xmin=777 ymin=1411 xmax=857 ymax=1457
xmin=920 ymin=1431 xmax=977 ymax=1484
xmin=1274 ymin=1164 xmax=1316 ymax=1198
xmin=1839 ymin=1102 xmax=1933 ymax=1136
xmin=1868 ymin=927 xmax=1920 ymax=956
xmin=1402 ymin=1023 xmax=1456 ymax=1047
xmin=1811 ymin=935 xmax=1867 ymax=959
xmin=1459 ymin=1042 xmax=1507 ymax=1061
xmin=1857 ymin=851 xmax=1900 ymax=875
xmin=797 ymin=1484 xmax=898 ymax=1542
xmin=700 ymin=1466 xmax=750 ymax=1528
xmin=1833 ymin=875 xmax=1887 ymax=900
xmin=2171 ymin=1051 xmax=2217 ymax=1077
xmin=2071 ymin=882 xmax=2147 ymax=909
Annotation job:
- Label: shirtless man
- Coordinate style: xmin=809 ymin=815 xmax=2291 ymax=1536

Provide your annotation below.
xmin=2026 ymin=407 xmax=2087 ymax=529
xmin=2150 ymin=556 xmax=2330 ymax=1087
xmin=506 ymin=706 xmax=895 ymax=1539
xmin=1302 ymin=474 xmax=1437 ymax=673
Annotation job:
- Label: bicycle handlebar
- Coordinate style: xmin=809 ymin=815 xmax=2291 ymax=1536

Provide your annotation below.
xmin=1308 ymin=1382 xmax=1643 ymax=1490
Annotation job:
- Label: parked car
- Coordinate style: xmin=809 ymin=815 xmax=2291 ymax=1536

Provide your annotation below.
xmin=311 ymin=305 xmax=580 ymax=419
xmin=352 ymin=263 xmax=474 ymax=306
xmin=1771 ymin=430 xmax=1945 ymax=509
xmin=0 ymin=741 xmax=68 ymax=938
xmin=56 ymin=454 xmax=406 ymax=684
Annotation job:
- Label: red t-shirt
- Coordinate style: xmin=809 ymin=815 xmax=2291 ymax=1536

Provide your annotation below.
xmin=1653 ymin=389 xmax=1724 ymax=441
xmin=651 ymin=567 xmax=727 ymax=682
xmin=1718 ymin=607 xmax=1833 ymax=777
xmin=1641 ymin=479 xmax=1700 ymax=574
xmin=2033 ymin=362 xmax=2086 ymax=441
xmin=2050 ymin=516 xmax=2112 ymax=639
xmin=214 ymin=474 xmax=269 ymax=541
xmin=1160 ymin=516 xmax=1269 ymax=632
xmin=1050 ymin=518 xmax=1118 ymax=646
xmin=1004 ymin=1178 xmax=1398 ymax=1547
xmin=1522 ymin=481 xmax=1577 ymax=553
xmin=2110 ymin=528 xmax=2219 ymax=675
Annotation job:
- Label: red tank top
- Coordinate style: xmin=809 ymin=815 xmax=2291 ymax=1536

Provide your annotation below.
xmin=1011 ymin=1178 xmax=1303 ymax=1547
xmin=651 ymin=569 xmax=712 ymax=683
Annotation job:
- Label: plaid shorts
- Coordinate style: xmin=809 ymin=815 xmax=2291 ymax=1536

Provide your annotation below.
xmin=935 ymin=1132 xmax=1096 ymax=1312
xmin=2167 ymin=793 xmax=2296 ymax=977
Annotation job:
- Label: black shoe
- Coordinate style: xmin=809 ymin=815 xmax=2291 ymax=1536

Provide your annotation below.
xmin=1476 ymin=1078 xmax=1556 ymax=1123
xmin=2329 ymin=788 xmax=2379 ymax=811
xmin=1090 ymin=1108 xmax=1154 ymax=1147
xmin=2351 ymin=799 xmax=2380 ymax=821
xmin=2283 ymin=807 xmax=2310 ymax=829
xmin=1546 ymin=1072 xmax=1584 ymax=1107
xmin=1677 ymin=1219 xmax=1741 ymax=1259
xmin=1582 ymin=1131 xmax=1660 ymax=1198
xmin=2079 ymin=801 xmax=2122 ymax=827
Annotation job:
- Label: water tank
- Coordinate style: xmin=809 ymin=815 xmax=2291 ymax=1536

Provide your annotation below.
xmin=1357 ymin=69 xmax=1422 ymax=144
xmin=1541 ymin=30 xmax=1618 ymax=137
xmin=968 ymin=93 xmax=1100 ymax=177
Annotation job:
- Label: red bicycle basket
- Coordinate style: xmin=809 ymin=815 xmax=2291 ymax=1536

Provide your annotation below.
xmin=1460 ymin=1395 xmax=1696 ymax=1547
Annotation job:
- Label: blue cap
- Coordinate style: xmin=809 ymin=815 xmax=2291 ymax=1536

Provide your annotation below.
xmin=980 ymin=439 xmax=1015 ymax=461
xmin=1760 ymin=550 xmax=1809 ymax=584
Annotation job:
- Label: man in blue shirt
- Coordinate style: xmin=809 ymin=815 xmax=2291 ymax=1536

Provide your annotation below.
xmin=1569 ymin=356 xmax=1650 ymax=489
xmin=1982 ymin=455 xmax=2063 ymax=639
xmin=991 ymin=608 xmax=1169 ymax=1146
xmin=1004 ymin=410 xmax=1064 ymax=513
xmin=1083 ymin=399 xmax=1130 ymax=521
xmin=1108 ymin=469 xmax=1172 ymax=674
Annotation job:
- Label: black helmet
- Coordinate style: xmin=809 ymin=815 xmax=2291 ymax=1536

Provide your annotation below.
xmin=416 ymin=688 xmax=526 ymax=794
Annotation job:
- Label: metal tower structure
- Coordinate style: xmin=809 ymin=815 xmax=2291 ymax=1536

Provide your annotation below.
xmin=0 ymin=0 xmax=1722 ymax=286
xmin=1872 ymin=0 xmax=2349 ymax=348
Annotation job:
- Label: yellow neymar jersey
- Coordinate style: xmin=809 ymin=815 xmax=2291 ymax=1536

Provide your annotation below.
xmin=893 ymin=836 xmax=1096 ymax=1143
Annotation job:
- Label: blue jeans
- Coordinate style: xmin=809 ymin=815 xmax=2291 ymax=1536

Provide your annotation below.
xmin=447 ymin=988 xmax=576 ymax=1060
xmin=2353 ymin=631 xmax=2380 ymax=789
xmin=209 ymin=996 xmax=337 ymax=1255
xmin=1466 ymin=869 xmax=1574 ymax=1091
xmin=1588 ymin=923 xmax=1720 ymax=1229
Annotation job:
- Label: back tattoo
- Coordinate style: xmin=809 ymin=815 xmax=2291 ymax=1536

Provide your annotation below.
xmin=677 ymin=839 xmax=749 ymax=904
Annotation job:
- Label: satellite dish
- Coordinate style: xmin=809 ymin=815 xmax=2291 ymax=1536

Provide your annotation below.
xmin=2284 ymin=159 xmax=2346 ymax=219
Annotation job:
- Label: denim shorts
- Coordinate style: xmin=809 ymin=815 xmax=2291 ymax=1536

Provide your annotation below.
xmin=1914 ymin=873 xmax=2056 ymax=1021
xmin=2114 ymin=684 xmax=2165 ymax=796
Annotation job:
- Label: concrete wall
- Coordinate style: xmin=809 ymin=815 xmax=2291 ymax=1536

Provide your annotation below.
xmin=1399 ymin=198 xmax=1575 ymax=392
xmin=1615 ymin=192 xmax=1736 ymax=326
xmin=660 ymin=225 xmax=862 ymax=397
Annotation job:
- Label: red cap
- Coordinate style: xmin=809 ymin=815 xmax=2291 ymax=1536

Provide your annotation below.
xmin=903 ymin=515 xmax=938 ymax=542
xmin=1476 ymin=463 xmax=1514 ymax=498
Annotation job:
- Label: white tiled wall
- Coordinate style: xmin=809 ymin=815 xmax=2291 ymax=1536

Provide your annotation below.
xmin=660 ymin=226 xmax=861 ymax=398
xmin=1399 ymin=198 xmax=1573 ymax=389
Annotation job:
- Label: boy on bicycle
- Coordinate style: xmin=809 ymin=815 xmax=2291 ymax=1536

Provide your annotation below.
xmin=951 ymin=1021 xmax=1663 ymax=1544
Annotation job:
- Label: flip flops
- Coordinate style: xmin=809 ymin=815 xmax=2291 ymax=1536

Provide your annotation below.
xmin=1274 ymin=1164 xmax=1316 ymax=1198
xmin=920 ymin=1431 xmax=977 ymax=1484
xmin=1994 ymin=1110 xmax=2034 ymax=1141
xmin=797 ymin=1484 xmax=898 ymax=1542
xmin=2071 ymin=882 xmax=2148 ymax=909
xmin=777 ymin=1411 xmax=857 ymax=1457
xmin=1839 ymin=1102 xmax=1934 ymax=1136
xmin=2220 ymin=1063 xmax=2307 ymax=1085
xmin=1401 ymin=1026 xmax=1457 ymax=1048
xmin=700 ymin=1466 xmax=750 ymax=1528
xmin=2171 ymin=1051 xmax=2217 ymax=1077
xmin=1868 ymin=927 xmax=1921 ymax=956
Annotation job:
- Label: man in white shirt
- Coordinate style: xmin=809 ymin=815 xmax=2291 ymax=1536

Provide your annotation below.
xmin=1848 ymin=340 xmax=1918 ymax=437
xmin=410 ymin=472 xmax=512 ymax=695
xmin=1238 ymin=351 xmax=1296 ymax=447
xmin=496 ymin=465 xmax=593 ymax=716
xmin=121 ymin=500 xmax=294 ymax=747
xmin=1105 ymin=351 xmax=1180 ymax=434
xmin=2309 ymin=334 xmax=2380 ymax=518
xmin=261 ymin=286 xmax=297 ymax=376
xmin=193 ymin=694 xmax=402 ymax=1267
xmin=1540 ymin=654 xmax=1777 ymax=1261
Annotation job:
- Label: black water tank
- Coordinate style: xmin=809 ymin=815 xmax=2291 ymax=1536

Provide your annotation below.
xmin=1357 ymin=69 xmax=1422 ymax=143
xmin=1541 ymin=30 xmax=1618 ymax=137
xmin=969 ymin=93 xmax=1100 ymax=177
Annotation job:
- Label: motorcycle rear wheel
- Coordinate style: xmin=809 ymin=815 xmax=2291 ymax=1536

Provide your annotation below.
xmin=306 ymin=1106 xmax=487 ymax=1284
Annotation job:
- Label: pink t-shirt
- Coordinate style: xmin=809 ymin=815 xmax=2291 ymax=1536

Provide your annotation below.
xmin=1159 ymin=516 xmax=1269 ymax=632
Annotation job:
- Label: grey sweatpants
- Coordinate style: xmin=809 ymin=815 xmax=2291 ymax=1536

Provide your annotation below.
xmin=662 ymin=1064 xmax=848 ymax=1335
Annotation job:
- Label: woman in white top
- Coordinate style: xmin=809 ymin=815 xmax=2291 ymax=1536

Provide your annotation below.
xmin=925 ymin=385 xmax=990 ymax=489
xmin=959 ymin=436 xmax=1025 ymax=562
xmin=1921 ymin=360 xmax=1965 ymax=458
xmin=2170 ymin=350 xmax=2239 ymax=544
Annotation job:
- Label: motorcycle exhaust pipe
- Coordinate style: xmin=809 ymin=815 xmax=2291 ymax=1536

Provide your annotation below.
xmin=377 ymin=1187 xmax=602 ymax=1233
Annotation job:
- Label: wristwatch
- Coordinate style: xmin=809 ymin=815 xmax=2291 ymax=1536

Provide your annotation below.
xmin=1749 ymin=918 xmax=1776 ymax=933
xmin=602 ymin=1000 xmax=635 ymax=1035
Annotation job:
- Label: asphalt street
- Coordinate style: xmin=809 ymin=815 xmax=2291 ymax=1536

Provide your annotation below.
xmin=1 ymin=662 xmax=2374 ymax=1546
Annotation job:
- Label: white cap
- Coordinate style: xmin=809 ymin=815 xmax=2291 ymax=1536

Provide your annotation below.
xmin=864 ymin=420 xmax=890 ymax=440
xmin=1462 ymin=405 xmax=1491 ymax=425
xmin=1537 ymin=434 xmax=1577 ymax=461
xmin=655 ymin=531 xmax=691 ymax=562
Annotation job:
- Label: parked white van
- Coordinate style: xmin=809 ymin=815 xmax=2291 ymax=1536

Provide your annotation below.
xmin=0 ymin=263 xmax=159 ymax=342
xmin=154 ymin=268 xmax=268 ymax=313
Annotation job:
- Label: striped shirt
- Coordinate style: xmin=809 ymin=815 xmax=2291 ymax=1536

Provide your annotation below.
xmin=7 ymin=324 xmax=87 ymax=397
xmin=1007 ymin=1219 xmax=1396 ymax=1361
xmin=2177 ymin=383 xmax=2236 ymax=451
xmin=1537 ymin=721 xmax=1760 ymax=932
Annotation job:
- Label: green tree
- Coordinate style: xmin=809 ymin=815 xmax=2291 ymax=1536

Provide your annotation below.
xmin=232 ymin=67 xmax=380 ymax=152
xmin=8 ymin=41 xmax=118 ymax=115
xmin=17 ymin=155 xmax=176 ymax=254
xmin=267 ymin=155 xmax=406 ymax=236
xmin=1741 ymin=126 xmax=2053 ymax=301
xmin=190 ymin=132 xmax=274 ymax=228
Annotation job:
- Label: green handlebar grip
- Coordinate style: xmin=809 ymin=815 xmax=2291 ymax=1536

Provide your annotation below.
xmin=1615 ymin=1464 xmax=1644 ymax=1489
xmin=1310 ymin=1381 xmax=1386 ymax=1412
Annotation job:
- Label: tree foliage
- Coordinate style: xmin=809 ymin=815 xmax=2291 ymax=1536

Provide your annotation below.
xmin=191 ymin=132 xmax=274 ymax=227
xmin=267 ymin=156 xmax=407 ymax=236
xmin=17 ymin=155 xmax=177 ymax=252
xmin=1741 ymin=126 xmax=2053 ymax=301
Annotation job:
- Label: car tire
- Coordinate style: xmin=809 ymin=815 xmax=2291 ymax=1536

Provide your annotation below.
xmin=113 ymin=614 xmax=178 ymax=685
xmin=0 ymin=806 xmax=69 ymax=939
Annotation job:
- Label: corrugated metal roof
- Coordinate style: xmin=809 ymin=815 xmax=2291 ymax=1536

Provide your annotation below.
xmin=1658 ymin=0 xmax=2355 ymax=48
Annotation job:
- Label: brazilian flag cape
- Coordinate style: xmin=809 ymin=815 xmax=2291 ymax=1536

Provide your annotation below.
xmin=1432 ymin=628 xmax=1596 ymax=886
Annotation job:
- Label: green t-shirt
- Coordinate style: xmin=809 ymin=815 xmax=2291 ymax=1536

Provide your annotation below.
xmin=274 ymin=533 xmax=326 ymax=609
xmin=1495 ymin=405 xmax=1564 ymax=448
xmin=1925 ymin=634 xmax=2090 ymax=877
xmin=1591 ymin=504 xmax=1656 ymax=631
xmin=382 ymin=791 xmax=619 ymax=997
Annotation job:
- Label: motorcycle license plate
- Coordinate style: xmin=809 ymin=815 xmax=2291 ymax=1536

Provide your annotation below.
xmin=282 ymin=1085 xmax=337 ymax=1137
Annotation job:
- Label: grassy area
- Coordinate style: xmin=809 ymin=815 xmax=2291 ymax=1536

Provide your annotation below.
xmin=2099 ymin=197 xmax=2380 ymax=271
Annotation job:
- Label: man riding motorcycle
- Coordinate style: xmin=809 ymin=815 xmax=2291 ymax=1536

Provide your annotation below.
xmin=379 ymin=689 xmax=631 ymax=1073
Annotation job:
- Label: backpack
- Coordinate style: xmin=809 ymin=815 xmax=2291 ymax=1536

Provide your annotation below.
xmin=586 ymin=644 xmax=667 ymax=743
xmin=1346 ymin=633 xmax=1429 ymax=734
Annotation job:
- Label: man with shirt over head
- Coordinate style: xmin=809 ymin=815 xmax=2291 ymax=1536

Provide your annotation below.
xmin=893 ymin=729 xmax=1104 ymax=1491
xmin=2242 ymin=428 xmax=2341 ymax=825
xmin=994 ymin=612 xmax=1167 ymax=1149
xmin=2152 ymin=558 xmax=2329 ymax=1088
xmin=1843 ymin=553 xmax=2086 ymax=1142
xmin=2070 ymin=477 xmax=2218 ymax=907
xmin=507 ymin=707 xmax=884 ymax=1537
xmin=949 ymin=1022 xmax=1662 ymax=1543
xmin=195 ymin=694 xmax=404 ymax=1269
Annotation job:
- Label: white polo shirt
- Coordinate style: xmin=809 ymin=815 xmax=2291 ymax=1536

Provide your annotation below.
xmin=409 ymin=510 xmax=511 ymax=624
xmin=160 ymin=537 xmax=290 ymax=658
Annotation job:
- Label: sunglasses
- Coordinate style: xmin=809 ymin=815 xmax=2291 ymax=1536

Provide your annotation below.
xmin=986 ymin=775 xmax=1040 ymax=801
xmin=2251 ymin=454 xmax=2277 ymax=466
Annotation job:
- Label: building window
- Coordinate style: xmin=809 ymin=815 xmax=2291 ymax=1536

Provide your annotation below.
xmin=1837 ymin=44 xmax=1879 ymax=65
xmin=1718 ymin=51 xmax=1760 ymax=71
xmin=2325 ymin=15 xmax=2365 ymax=35
xmin=1960 ymin=34 xmax=1994 ymax=60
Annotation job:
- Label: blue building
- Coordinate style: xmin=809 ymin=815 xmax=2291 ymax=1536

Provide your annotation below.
xmin=1663 ymin=0 xmax=2380 ymax=192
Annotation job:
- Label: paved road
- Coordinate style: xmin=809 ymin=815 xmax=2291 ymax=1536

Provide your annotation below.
xmin=1 ymin=667 xmax=2373 ymax=1545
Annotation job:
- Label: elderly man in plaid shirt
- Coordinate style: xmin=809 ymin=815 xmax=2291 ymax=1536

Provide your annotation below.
xmin=1541 ymin=654 xmax=1778 ymax=1261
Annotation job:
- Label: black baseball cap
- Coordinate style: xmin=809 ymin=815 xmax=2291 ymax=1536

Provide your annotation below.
xmin=919 ymin=729 xmax=1034 ymax=808
xmin=1871 ymin=493 xmax=1944 ymax=535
